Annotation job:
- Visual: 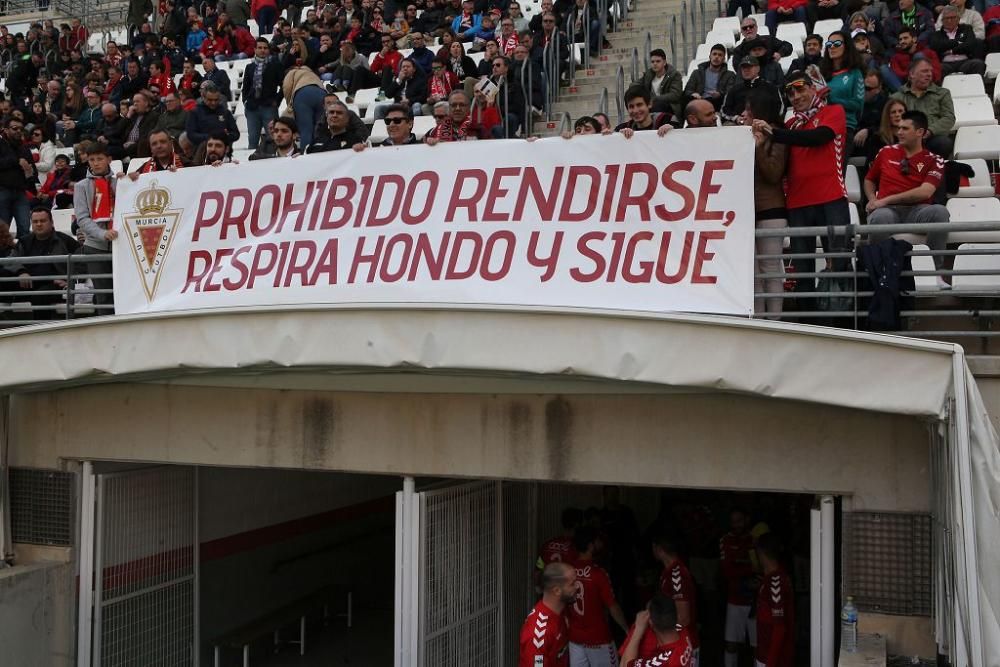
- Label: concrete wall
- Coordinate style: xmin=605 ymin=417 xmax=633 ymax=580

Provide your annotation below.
xmin=0 ymin=561 xmax=75 ymax=667
xmin=9 ymin=383 xmax=931 ymax=513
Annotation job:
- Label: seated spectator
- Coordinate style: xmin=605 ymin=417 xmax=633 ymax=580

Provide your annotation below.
xmin=449 ymin=41 xmax=479 ymax=79
xmin=790 ymin=34 xmax=824 ymax=72
xmin=930 ymin=6 xmax=986 ymax=77
xmin=426 ymin=90 xmax=473 ymax=142
xmin=186 ymin=23 xmax=207 ymax=56
xmin=306 ymin=99 xmax=366 ymax=152
xmin=883 ymin=0 xmax=935 ymax=49
xmin=37 ymin=154 xmax=74 ymax=209
xmin=97 ymin=103 xmax=129 ymax=160
xmin=638 ymin=48 xmax=683 ymax=121
xmin=177 ymin=60 xmax=203 ymax=99
xmin=201 ymin=57 xmax=233 ymax=100
xmin=116 ymin=59 xmax=149 ymax=102
xmin=323 ymin=41 xmax=371 ymax=94
xmin=765 ymin=0 xmax=808 ymax=38
xmin=847 ymin=12 xmax=886 ymax=59
xmin=534 ymin=13 xmax=570 ymax=71
xmin=452 ymin=0 xmax=483 ymax=41
xmin=359 ymin=104 xmax=421 ymax=147
xmin=388 ymin=6 xmax=413 ymax=45
xmin=371 ymin=35 xmax=404 ymax=82
xmin=408 ymin=32 xmax=437 ymax=74
xmin=249 ymin=117 xmax=302 ymax=159
xmin=153 ymin=92 xmax=188 ymax=141
xmin=135 ymin=129 xmax=184 ymax=174
xmin=808 ymin=0 xmax=847 ymax=28
xmin=464 ymin=15 xmax=498 ymax=49
xmin=426 ymin=57 xmax=462 ymax=113
xmin=891 ymin=58 xmax=955 ymax=156
xmin=496 ymin=16 xmax=520 ymax=56
xmin=733 ymin=17 xmax=793 ymax=64
xmin=183 ymin=83 xmax=240 ymax=152
xmin=341 ymin=15 xmax=379 ymax=55
xmin=27 ymin=126 xmax=56 ymax=182
xmin=684 ymin=44 xmax=736 ymax=110
xmin=852 ymin=29 xmax=881 ymax=69
xmin=200 ymin=26 xmax=232 ymax=60
xmin=862 ymin=97 xmax=906 ymax=162
xmin=121 ymin=92 xmax=160 ymax=158
xmin=721 ymin=55 xmax=783 ymax=125
xmin=478 ymin=40 xmax=501 ymax=76
xmin=852 ymin=70 xmax=888 ymax=156
xmin=863 ymin=110 xmax=950 ymax=276
xmin=984 ymin=3 xmax=1000 ymax=52
xmin=310 ymin=94 xmax=370 ymax=146
xmin=820 ymin=30 xmax=865 ymax=147
xmin=684 ymin=98 xmax=719 ymax=127
xmin=614 ymin=85 xmax=671 ymax=136
xmin=935 ymin=0 xmax=984 ymax=40
xmin=179 ymin=88 xmax=198 ymax=111
xmin=509 ymin=1 xmax=530 ymax=32
xmin=882 ymin=27 xmax=941 ymax=91
xmin=512 ymin=44 xmax=544 ymax=112
xmin=191 ymin=132 xmax=233 ymax=166
xmin=746 ymin=38 xmax=786 ymax=88
xmin=375 ymin=57 xmax=428 ymax=119
xmin=11 ymin=207 xmax=80 ymax=320
xmin=529 ymin=0 xmax=558 ymax=33
xmin=310 ymin=34 xmax=341 ymax=80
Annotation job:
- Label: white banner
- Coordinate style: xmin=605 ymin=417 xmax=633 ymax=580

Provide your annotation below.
xmin=112 ymin=128 xmax=756 ymax=316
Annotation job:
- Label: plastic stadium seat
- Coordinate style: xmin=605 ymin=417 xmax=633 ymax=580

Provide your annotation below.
xmin=775 ymin=22 xmax=807 ymax=45
xmin=232 ymin=148 xmax=254 ymax=163
xmin=812 ymin=18 xmax=843 ymax=41
xmin=750 ymin=13 xmax=767 ymax=26
xmin=845 ymin=164 xmax=861 ymax=204
xmin=946 ymin=197 xmax=1000 ymax=243
xmin=986 ymin=52 xmax=1000 ymax=80
xmin=908 ymin=244 xmax=940 ymax=291
xmin=52 ymin=208 xmax=74 ymax=237
xmin=705 ymin=30 xmax=735 ymax=48
xmin=353 ymin=87 xmax=380 ymax=112
xmin=469 ymin=51 xmax=486 ymax=65
xmin=688 ymin=60 xmax=700 ymax=75
xmin=951 ymin=243 xmax=1000 ymax=289
xmin=951 ymin=159 xmax=994 ymax=198
xmin=712 ymin=16 xmax=740 ymax=36
xmin=695 ymin=43 xmax=711 ymax=62
xmin=952 ymin=96 xmax=998 ymax=130
xmin=943 ymin=73 xmax=986 ymax=99
xmin=110 ymin=159 xmax=123 ymax=175
xmin=779 ymin=55 xmax=794 ymax=73
xmin=954 ymin=125 xmax=1000 ymax=159
xmin=127 ymin=157 xmax=150 ymax=173
xmin=849 ymin=202 xmax=860 ymax=226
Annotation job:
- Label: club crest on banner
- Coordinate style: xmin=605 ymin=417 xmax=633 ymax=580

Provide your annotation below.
xmin=121 ymin=180 xmax=182 ymax=301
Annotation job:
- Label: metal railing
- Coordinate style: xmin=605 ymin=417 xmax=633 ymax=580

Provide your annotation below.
xmin=669 ymin=16 xmax=678 ymax=67
xmin=631 ymin=46 xmax=640 ymax=83
xmin=557 ymin=111 xmax=572 ymax=135
xmin=565 ymin=14 xmax=578 ymax=88
xmin=643 ymin=32 xmax=652 ymax=71
xmin=0 ymin=253 xmax=113 ymax=326
xmin=615 ymin=63 xmax=626 ymax=125
xmin=519 ymin=56 xmax=534 ymax=124
xmin=599 ymin=87 xmax=609 ymax=117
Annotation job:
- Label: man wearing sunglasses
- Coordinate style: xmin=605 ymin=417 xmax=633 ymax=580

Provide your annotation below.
xmin=733 ymin=17 xmax=792 ymax=65
xmin=863 ymin=110 xmax=950 ymax=280
xmin=752 ymin=71 xmax=850 ymax=294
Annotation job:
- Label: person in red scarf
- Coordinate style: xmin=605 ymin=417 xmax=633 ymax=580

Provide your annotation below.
xmin=425 ymin=90 xmax=473 ymax=143
xmin=200 ymin=26 xmax=231 ymax=60
xmin=38 ymin=154 xmax=75 ymax=209
xmin=148 ymin=61 xmax=177 ymax=96
xmin=425 ymin=57 xmax=460 ymax=111
xmin=178 ymin=59 xmax=203 ymax=99
xmin=73 ymin=141 xmax=117 ymax=312
xmin=133 ymin=130 xmax=185 ymax=176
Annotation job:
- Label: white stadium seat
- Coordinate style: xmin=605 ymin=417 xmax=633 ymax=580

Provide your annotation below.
xmin=845 ymin=164 xmax=861 ymax=204
xmin=985 ymin=52 xmax=1000 ymax=80
xmin=952 ymin=96 xmax=998 ymax=130
xmin=712 ymin=16 xmax=740 ymax=36
xmin=52 ymin=208 xmax=74 ymax=236
xmin=908 ymin=245 xmax=940 ymax=291
xmin=946 ymin=197 xmax=1000 ymax=243
xmin=812 ymin=18 xmax=843 ymax=42
xmin=943 ymin=73 xmax=986 ymax=99
xmin=775 ymin=22 xmax=807 ymax=45
xmin=704 ymin=30 xmax=735 ymax=49
xmin=951 ymin=159 xmax=994 ymax=198
xmin=127 ymin=157 xmax=150 ymax=174
xmin=951 ymin=244 xmax=1000 ymax=290
xmin=954 ymin=125 xmax=1000 ymax=160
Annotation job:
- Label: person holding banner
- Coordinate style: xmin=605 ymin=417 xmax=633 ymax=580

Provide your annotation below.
xmin=614 ymin=85 xmax=672 ymax=138
xmin=73 ymin=141 xmax=117 ymax=312
xmin=306 ymin=98 xmax=367 ymax=152
xmin=353 ymin=104 xmax=420 ymax=148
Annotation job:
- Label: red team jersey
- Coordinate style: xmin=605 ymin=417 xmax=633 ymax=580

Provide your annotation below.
xmin=520 ymin=600 xmax=570 ymax=667
xmin=720 ymin=532 xmax=756 ymax=605
xmin=660 ymin=559 xmax=699 ymax=649
xmin=866 ymin=145 xmax=945 ymax=204
xmin=755 ymin=569 xmax=795 ymax=667
xmin=619 ymin=624 xmax=659 ymax=661
xmin=538 ymin=536 xmax=577 ymax=567
xmin=624 ymin=627 xmax=694 ymax=667
xmin=568 ymin=561 xmax=617 ymax=645
xmin=784 ymin=103 xmax=848 ymax=209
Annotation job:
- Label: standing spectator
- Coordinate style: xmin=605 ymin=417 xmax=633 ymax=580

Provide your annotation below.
xmin=11 ymin=207 xmax=80 ymax=320
xmin=638 ymin=48 xmax=683 ymax=121
xmin=891 ymin=58 xmax=956 ymax=156
xmin=183 ymin=83 xmax=240 ymax=149
xmin=74 ymin=141 xmax=117 ymax=312
xmin=490 ymin=55 xmax=525 ymax=136
xmin=930 ymin=6 xmax=987 ymax=76
xmin=282 ymin=65 xmax=326 ymax=147
xmin=242 ymin=38 xmax=283 ymax=151
xmin=38 ymin=154 xmax=74 ymax=209
xmin=721 ymin=56 xmax=782 ymax=125
xmin=0 ymin=118 xmax=35 ymax=238
xmin=883 ymin=0 xmax=936 ymax=49
xmin=201 ymin=57 xmax=234 ymax=99
xmin=863 ymin=110 xmax=950 ymax=275
xmin=224 ymin=0 xmax=251 ymax=29
xmin=765 ymin=0 xmax=808 ymax=37
xmin=684 ymin=44 xmax=738 ymax=110
xmin=883 ymin=27 xmax=941 ymax=91
xmin=568 ymin=0 xmax=600 ymax=57
xmin=935 ymin=0 xmax=985 ymax=40
xmin=742 ymin=89 xmax=787 ymax=319
xmin=152 ymin=92 xmax=188 ymax=140
xmin=148 ymin=61 xmax=176 ymax=95
xmin=819 ymin=30 xmax=865 ymax=148
xmin=448 ymin=41 xmax=478 ymax=79
xmin=752 ymin=71 xmax=851 ymax=297
xmin=790 ymin=34 xmax=823 ymax=72
xmin=178 ymin=60 xmax=204 ymax=99
xmin=252 ymin=0 xmax=278 ymax=35
xmin=249 ymin=116 xmax=302 ymax=158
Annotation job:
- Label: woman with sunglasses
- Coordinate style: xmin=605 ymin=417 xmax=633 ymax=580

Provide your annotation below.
xmin=819 ymin=30 xmax=865 ymax=150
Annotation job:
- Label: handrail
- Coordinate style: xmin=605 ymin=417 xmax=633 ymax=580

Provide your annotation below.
xmin=615 ymin=64 xmax=626 ymax=125
xmin=599 ymin=87 xmax=609 ymax=117
xmin=669 ymin=16 xmax=678 ymax=67
xmin=558 ymin=111 xmax=572 ymax=135
xmin=500 ymin=75 xmax=510 ymax=138
xmin=631 ymin=46 xmax=639 ymax=83
xmin=597 ymin=0 xmax=607 ymax=59
xmin=582 ymin=2 xmax=591 ymax=70
xmin=644 ymin=32 xmax=652 ymax=71
xmin=680 ymin=1 xmax=690 ymax=72
xmin=520 ymin=56 xmax=533 ymax=123
xmin=543 ymin=38 xmax=554 ymax=121
xmin=565 ymin=14 xmax=577 ymax=88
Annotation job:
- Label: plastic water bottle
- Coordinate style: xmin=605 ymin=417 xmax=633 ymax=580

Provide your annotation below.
xmin=841 ymin=596 xmax=859 ymax=653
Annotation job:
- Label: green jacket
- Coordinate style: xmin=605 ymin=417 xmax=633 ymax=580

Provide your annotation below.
xmin=639 ymin=65 xmax=683 ymax=120
xmin=890 ymin=83 xmax=955 ymax=138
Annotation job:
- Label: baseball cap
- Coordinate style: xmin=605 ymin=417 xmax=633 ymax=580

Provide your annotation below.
xmin=851 ymin=28 xmax=868 ymax=39
xmin=784 ymin=69 xmax=811 ymax=87
xmin=739 ymin=55 xmax=759 ymax=67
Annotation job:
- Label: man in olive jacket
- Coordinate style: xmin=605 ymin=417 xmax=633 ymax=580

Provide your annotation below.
xmin=684 ymin=43 xmax=738 ymax=110
xmin=890 ymin=58 xmax=956 ymax=157
xmin=638 ymin=48 xmax=683 ymax=121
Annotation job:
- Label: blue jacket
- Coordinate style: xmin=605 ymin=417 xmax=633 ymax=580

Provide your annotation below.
xmin=409 ymin=46 xmax=436 ymax=74
xmin=451 ymin=12 xmax=482 ymax=34
xmin=186 ymin=28 xmax=206 ymax=53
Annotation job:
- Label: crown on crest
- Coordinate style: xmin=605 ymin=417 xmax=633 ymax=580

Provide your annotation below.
xmin=135 ymin=180 xmax=170 ymax=215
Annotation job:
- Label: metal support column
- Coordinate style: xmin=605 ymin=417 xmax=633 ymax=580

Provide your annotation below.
xmin=810 ymin=494 xmax=835 ymax=667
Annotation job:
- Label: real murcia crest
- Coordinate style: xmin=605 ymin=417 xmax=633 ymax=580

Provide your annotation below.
xmin=121 ymin=180 xmax=182 ymax=301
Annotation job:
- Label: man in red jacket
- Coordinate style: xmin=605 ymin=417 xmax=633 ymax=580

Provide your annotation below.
xmin=764 ymin=0 xmax=807 ymax=38
xmin=883 ymin=27 xmax=941 ymax=91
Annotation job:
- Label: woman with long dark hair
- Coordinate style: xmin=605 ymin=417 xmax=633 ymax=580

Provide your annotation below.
xmin=819 ymin=29 xmax=865 ymax=147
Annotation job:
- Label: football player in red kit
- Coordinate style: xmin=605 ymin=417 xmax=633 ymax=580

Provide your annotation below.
xmin=754 ymin=533 xmax=795 ymax=667
xmin=521 ymin=562 xmax=578 ymax=667
xmin=568 ymin=527 xmax=629 ymax=667
xmin=720 ymin=509 xmax=757 ymax=667
xmin=620 ymin=595 xmax=693 ymax=667
xmin=652 ymin=535 xmax=700 ymax=667
xmin=538 ymin=508 xmax=584 ymax=569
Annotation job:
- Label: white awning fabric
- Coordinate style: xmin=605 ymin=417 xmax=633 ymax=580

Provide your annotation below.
xmin=0 ymin=306 xmax=993 ymax=665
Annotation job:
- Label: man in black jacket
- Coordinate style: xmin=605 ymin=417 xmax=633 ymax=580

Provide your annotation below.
xmin=201 ymin=57 xmax=234 ymax=100
xmin=306 ymin=99 xmax=367 ymax=152
xmin=929 ymin=6 xmax=986 ymax=77
xmin=11 ymin=207 xmax=80 ymax=319
xmin=720 ymin=56 xmax=782 ymax=124
xmin=242 ymin=38 xmax=284 ymax=151
xmin=0 ymin=117 xmax=36 ymax=238
xmin=376 ymin=58 xmax=428 ymax=120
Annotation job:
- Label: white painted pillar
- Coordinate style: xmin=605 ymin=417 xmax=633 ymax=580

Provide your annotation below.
xmin=811 ymin=495 xmax=836 ymax=667
xmin=77 ymin=462 xmax=96 ymax=667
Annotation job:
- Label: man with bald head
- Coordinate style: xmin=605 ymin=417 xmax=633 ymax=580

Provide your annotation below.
xmin=520 ymin=562 xmax=576 ymax=666
xmin=685 ymin=99 xmax=718 ymax=127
